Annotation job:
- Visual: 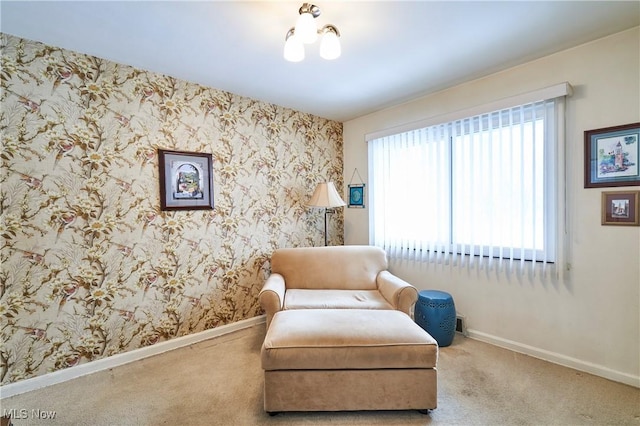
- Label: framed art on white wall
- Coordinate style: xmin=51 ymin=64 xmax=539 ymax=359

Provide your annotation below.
xmin=585 ymin=122 xmax=640 ymax=188
xmin=601 ymin=190 xmax=639 ymax=226
xmin=348 ymin=184 xmax=365 ymax=208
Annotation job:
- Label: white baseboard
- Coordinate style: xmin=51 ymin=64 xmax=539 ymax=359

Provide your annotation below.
xmin=467 ymin=329 xmax=640 ymax=389
xmin=0 ymin=315 xmax=266 ymax=399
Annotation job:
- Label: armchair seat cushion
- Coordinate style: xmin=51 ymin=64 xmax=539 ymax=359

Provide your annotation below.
xmin=284 ymin=289 xmax=393 ymax=311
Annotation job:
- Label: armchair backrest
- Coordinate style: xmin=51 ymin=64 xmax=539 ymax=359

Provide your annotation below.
xmin=270 ymin=245 xmax=388 ymax=290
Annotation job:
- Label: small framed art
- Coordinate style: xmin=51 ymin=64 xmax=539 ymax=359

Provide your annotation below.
xmin=585 ymin=122 xmax=640 ymax=188
xmin=158 ymin=149 xmax=214 ymax=211
xmin=348 ymin=184 xmax=365 ymax=208
xmin=601 ymin=190 xmax=639 ymax=226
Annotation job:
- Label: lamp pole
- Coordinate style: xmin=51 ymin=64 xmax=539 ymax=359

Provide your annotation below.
xmin=323 ymin=208 xmax=329 ymax=246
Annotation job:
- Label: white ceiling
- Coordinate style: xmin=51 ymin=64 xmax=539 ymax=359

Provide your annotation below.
xmin=1 ymin=1 xmax=639 ymax=122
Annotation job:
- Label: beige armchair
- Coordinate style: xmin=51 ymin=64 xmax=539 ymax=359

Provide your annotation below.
xmin=259 ymin=245 xmax=418 ymax=328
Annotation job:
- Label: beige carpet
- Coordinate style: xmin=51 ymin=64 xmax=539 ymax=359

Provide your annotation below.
xmin=1 ymin=325 xmax=638 ymax=425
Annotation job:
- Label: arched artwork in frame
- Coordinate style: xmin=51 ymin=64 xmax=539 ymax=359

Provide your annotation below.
xmin=158 ymin=149 xmax=214 ymax=210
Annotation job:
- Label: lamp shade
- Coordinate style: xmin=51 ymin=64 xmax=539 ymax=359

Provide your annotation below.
xmin=307 ymin=182 xmax=346 ymax=208
xmin=319 ymin=26 xmax=341 ymax=60
xmin=284 ymin=31 xmax=304 ymax=62
xmin=295 ymin=11 xmax=318 ymax=44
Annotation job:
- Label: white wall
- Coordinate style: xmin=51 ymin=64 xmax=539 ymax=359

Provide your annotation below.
xmin=343 ymin=27 xmax=640 ymax=387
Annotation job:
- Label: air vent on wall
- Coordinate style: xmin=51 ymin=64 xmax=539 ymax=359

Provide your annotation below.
xmin=456 ymin=315 xmax=468 ymax=337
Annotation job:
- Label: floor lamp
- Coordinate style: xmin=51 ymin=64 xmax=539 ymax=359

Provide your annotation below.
xmin=307 ymin=182 xmax=346 ymax=246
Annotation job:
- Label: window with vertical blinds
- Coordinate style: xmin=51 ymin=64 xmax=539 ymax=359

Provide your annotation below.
xmin=368 ymin=86 xmax=570 ymax=274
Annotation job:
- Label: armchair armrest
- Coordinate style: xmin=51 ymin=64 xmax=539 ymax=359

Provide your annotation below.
xmin=376 ymin=270 xmax=418 ymax=316
xmin=259 ymin=273 xmax=286 ymax=328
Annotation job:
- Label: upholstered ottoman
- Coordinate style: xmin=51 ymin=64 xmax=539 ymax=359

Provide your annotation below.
xmin=261 ymin=309 xmax=438 ymax=413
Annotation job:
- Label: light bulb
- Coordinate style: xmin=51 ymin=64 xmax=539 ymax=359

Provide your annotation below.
xmin=284 ymin=31 xmax=304 ymax=62
xmin=320 ymin=27 xmax=341 ymax=60
xmin=295 ymin=12 xmax=318 ymax=44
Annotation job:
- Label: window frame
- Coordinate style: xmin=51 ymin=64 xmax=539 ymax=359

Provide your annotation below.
xmin=367 ymin=85 xmax=571 ymax=265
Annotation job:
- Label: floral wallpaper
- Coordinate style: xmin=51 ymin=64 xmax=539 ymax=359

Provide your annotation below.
xmin=0 ymin=33 xmax=344 ymax=385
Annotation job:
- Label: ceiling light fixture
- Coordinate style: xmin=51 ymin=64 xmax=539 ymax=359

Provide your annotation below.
xmin=284 ymin=3 xmax=341 ymax=62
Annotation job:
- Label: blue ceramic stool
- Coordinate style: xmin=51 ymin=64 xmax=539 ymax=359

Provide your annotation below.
xmin=415 ymin=290 xmax=456 ymax=347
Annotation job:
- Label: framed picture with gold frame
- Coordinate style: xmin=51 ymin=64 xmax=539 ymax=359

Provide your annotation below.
xmin=601 ymin=190 xmax=639 ymax=226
